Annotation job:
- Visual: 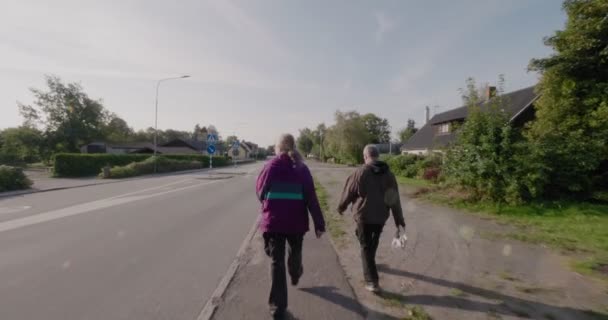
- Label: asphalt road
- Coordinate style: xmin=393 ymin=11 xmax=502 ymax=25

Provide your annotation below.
xmin=0 ymin=162 xmax=263 ymax=320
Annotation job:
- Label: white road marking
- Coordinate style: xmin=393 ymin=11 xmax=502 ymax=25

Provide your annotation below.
xmin=0 ymin=179 xmax=223 ymax=234
xmin=0 ymin=206 xmax=32 ymax=215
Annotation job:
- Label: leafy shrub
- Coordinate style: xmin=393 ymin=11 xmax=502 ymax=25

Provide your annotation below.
xmin=422 ymin=167 xmax=441 ymax=182
xmin=382 ymin=154 xmax=442 ymax=179
xmin=54 ymin=153 xmax=150 ymax=177
xmin=0 ymin=165 xmax=32 ymax=192
xmin=54 ymin=153 xmax=230 ymax=177
xmin=103 ymin=156 xmax=202 ymax=179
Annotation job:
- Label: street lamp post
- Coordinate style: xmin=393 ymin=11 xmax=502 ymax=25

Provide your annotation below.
xmin=154 ymin=75 xmax=190 ymax=172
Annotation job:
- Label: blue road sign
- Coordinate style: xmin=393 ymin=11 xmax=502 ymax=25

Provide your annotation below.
xmin=207 ymin=145 xmax=216 ymax=155
xmin=207 ymin=134 xmax=218 ymax=145
xmin=232 ymin=140 xmax=240 ymax=150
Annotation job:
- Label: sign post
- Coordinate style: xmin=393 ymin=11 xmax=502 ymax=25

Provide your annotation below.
xmin=207 ymin=133 xmax=218 ymax=169
xmin=232 ymin=140 xmax=240 ymax=167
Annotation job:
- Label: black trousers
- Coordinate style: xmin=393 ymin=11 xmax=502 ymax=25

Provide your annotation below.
xmin=263 ymin=232 xmax=304 ymax=315
xmin=356 ymin=223 xmax=384 ymax=284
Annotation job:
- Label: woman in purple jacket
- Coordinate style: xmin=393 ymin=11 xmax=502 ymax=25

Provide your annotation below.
xmin=256 ymin=134 xmax=326 ymax=319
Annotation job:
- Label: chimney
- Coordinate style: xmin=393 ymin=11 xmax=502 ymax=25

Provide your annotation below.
xmin=486 ymin=86 xmax=497 ymax=100
xmin=425 ymin=106 xmax=430 ymax=124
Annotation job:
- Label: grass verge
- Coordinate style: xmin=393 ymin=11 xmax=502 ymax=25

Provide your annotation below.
xmin=420 ymin=188 xmax=608 ymax=280
xmin=396 ymin=176 xmax=434 ymax=188
xmin=314 ymin=180 xmax=347 ymax=244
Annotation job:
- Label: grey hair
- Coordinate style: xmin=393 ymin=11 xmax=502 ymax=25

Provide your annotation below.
xmin=276 ymin=134 xmax=302 ymax=164
xmin=364 ymin=144 xmax=380 ymax=159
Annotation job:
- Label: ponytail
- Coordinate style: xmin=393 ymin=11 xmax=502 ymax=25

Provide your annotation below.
xmin=276 ymin=134 xmax=302 ymax=167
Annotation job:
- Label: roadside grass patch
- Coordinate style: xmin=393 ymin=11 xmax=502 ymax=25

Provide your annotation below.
xmin=404 ymin=305 xmax=433 ymax=320
xmin=419 ymin=188 xmax=608 ymax=279
xmin=584 ymin=310 xmax=608 ymax=320
xmin=396 ymin=176 xmax=434 ymax=188
xmin=499 ymin=271 xmax=520 ymax=282
xmin=487 ymin=309 xmax=503 ymax=319
xmin=515 ymin=285 xmax=551 ymax=295
xmin=543 ymin=313 xmax=557 ymax=320
xmin=449 ymin=288 xmax=468 ymax=298
xmin=314 ymin=180 xmax=347 ymax=244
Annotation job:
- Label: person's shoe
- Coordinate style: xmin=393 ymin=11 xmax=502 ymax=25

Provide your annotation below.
xmin=365 ymin=282 xmax=380 ymax=293
xmin=291 ymin=277 xmax=299 ymax=286
xmin=270 ymin=308 xmax=286 ymax=320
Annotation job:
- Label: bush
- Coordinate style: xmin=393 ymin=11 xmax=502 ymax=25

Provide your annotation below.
xmin=53 ymin=153 xmax=150 ymax=177
xmin=382 ymin=154 xmax=442 ymax=179
xmin=54 ymin=153 xmax=230 ymax=177
xmin=0 ymin=165 xmax=32 ymax=192
xmin=103 ymin=156 xmax=202 ymax=179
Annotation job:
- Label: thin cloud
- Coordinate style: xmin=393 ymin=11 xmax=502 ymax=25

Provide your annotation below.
xmin=374 ymin=12 xmax=396 ymax=43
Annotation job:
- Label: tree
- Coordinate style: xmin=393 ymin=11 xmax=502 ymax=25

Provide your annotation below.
xmin=323 ymin=111 xmax=373 ymax=164
xmin=296 ymin=128 xmax=314 ymax=155
xmin=266 ymin=145 xmax=275 ymax=155
xmin=527 ymin=0 xmax=608 ymax=196
xmin=192 ymin=124 xmax=202 ymax=141
xmin=163 ymin=129 xmax=191 ymax=142
xmin=444 ymin=77 xmax=532 ymax=203
xmin=18 ymin=75 xmax=108 ymax=152
xmin=0 ymin=126 xmax=44 ymax=164
xmin=398 ymin=119 xmax=418 ymax=143
xmin=103 ymin=113 xmax=133 ymax=143
xmin=362 ymin=113 xmax=391 ymax=143
xmin=226 ymin=135 xmax=239 ymax=147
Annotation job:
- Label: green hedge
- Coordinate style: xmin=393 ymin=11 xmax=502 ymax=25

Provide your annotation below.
xmin=381 ymin=154 xmax=443 ymax=179
xmin=54 ymin=153 xmax=231 ymax=177
xmin=103 ymin=157 xmax=202 ymax=179
xmin=53 ymin=153 xmax=151 ymax=177
xmin=163 ymin=154 xmax=229 ymax=167
xmin=0 ymin=165 xmax=32 ymax=192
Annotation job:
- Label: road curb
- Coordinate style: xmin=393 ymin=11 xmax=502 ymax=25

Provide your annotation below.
xmin=197 ymin=216 xmax=260 ymax=320
xmin=0 ymin=181 xmax=120 ymax=199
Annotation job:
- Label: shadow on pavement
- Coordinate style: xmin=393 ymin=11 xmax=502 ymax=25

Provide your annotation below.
xmin=299 ymin=286 xmax=366 ymax=317
xmin=377 ymin=264 xmax=607 ymax=319
xmin=300 ymin=286 xmax=415 ymax=320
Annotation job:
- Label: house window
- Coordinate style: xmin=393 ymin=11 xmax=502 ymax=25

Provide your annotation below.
xmin=438 ymin=123 xmax=450 ymax=134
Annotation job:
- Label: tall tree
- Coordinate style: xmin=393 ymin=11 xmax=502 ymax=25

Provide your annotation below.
xmin=18 ymin=75 xmax=107 ymax=152
xmin=164 ymin=129 xmax=191 ymax=142
xmin=192 ymin=124 xmax=202 ymax=141
xmin=527 ymin=0 xmax=608 ymax=195
xmin=226 ymin=135 xmax=239 ymax=146
xmin=362 ymin=113 xmax=391 ymax=143
xmin=296 ymin=128 xmax=314 ymax=155
xmin=398 ymin=119 xmax=418 ymax=143
xmin=103 ymin=113 xmax=133 ymax=143
xmin=324 ymin=111 xmax=373 ymax=164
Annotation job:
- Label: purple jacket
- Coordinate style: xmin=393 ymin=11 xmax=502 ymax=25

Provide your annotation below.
xmin=256 ymin=154 xmax=325 ymax=234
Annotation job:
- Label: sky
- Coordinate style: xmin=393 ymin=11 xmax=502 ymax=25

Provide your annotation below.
xmin=0 ymin=0 xmax=566 ymax=146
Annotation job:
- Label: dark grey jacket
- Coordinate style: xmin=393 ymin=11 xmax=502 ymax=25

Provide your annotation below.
xmin=338 ymin=161 xmax=405 ymax=227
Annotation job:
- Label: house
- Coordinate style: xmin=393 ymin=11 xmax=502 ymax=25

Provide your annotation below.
xmin=374 ymin=143 xmax=403 ymax=155
xmin=80 ymin=142 xmax=156 ymax=154
xmin=402 ymin=86 xmax=539 ymax=155
xmin=80 ymin=139 xmax=205 ymax=155
xmin=230 ymin=142 xmax=251 ymax=161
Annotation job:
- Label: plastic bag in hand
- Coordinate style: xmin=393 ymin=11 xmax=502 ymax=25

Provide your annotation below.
xmin=391 ymin=228 xmax=407 ymax=250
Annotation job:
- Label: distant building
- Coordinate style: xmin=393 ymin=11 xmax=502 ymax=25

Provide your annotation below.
xmin=402 ymin=86 xmax=539 ymax=155
xmin=81 ymin=139 xmax=208 ymax=155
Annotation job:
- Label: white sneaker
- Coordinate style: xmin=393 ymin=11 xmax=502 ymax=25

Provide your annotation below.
xmin=365 ymin=282 xmax=380 ymax=293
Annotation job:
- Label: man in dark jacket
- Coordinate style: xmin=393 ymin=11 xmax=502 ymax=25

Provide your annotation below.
xmin=337 ymin=144 xmax=405 ymax=293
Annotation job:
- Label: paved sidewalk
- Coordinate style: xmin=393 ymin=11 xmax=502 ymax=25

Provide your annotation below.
xmin=213 ymin=229 xmax=366 ymax=320
xmin=310 ymin=162 xmax=608 ymax=320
